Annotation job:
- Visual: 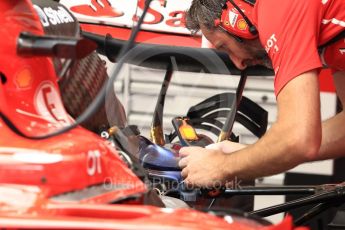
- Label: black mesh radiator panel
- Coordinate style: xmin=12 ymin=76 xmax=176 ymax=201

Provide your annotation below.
xmin=31 ymin=0 xmax=126 ymax=132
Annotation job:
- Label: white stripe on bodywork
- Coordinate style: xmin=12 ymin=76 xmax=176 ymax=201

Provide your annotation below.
xmin=322 ymin=18 xmax=345 ymax=27
xmin=322 ymin=0 xmax=329 ymax=4
xmin=0 ymin=147 xmax=63 ymax=164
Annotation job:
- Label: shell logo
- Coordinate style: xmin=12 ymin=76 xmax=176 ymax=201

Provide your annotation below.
xmin=237 ymin=19 xmax=248 ymax=31
xmin=15 ymin=68 xmax=33 ymax=89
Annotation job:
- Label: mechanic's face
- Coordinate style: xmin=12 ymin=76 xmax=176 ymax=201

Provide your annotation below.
xmin=201 ymin=27 xmax=272 ymax=70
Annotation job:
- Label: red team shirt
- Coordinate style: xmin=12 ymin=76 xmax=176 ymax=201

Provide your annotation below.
xmin=252 ymin=0 xmax=345 ymax=95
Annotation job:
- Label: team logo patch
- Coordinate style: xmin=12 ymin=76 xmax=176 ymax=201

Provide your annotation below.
xmin=237 ymin=19 xmax=247 ymax=30
xmin=34 ymin=81 xmax=71 ymax=126
xmin=228 ymin=11 xmax=238 ymax=28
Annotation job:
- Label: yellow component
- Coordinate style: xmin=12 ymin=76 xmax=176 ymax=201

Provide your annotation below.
xmin=217 ymin=131 xmax=228 ymax=143
xmin=179 ymin=120 xmax=198 ymax=141
xmin=108 ymin=126 xmax=120 ymax=136
xmin=150 ymin=125 xmax=165 ymax=146
xmin=237 ymin=19 xmax=248 ymax=30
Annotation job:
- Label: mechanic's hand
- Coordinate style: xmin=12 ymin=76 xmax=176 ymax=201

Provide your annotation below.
xmin=206 ymin=140 xmax=246 ymax=153
xmin=178 ymin=146 xmax=229 ymax=188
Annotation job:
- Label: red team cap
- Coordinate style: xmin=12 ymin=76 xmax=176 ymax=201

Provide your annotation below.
xmin=216 ymin=0 xmax=258 ymax=40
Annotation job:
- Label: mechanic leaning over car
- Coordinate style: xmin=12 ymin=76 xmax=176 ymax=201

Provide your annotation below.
xmin=179 ymin=0 xmax=345 ymax=187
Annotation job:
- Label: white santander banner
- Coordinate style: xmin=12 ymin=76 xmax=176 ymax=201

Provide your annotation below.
xmin=60 ymin=0 xmax=193 ymax=35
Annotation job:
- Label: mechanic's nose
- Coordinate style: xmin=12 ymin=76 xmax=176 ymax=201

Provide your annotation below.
xmin=229 ymin=55 xmax=247 ymax=70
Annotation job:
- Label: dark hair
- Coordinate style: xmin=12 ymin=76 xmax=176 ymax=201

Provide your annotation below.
xmin=185 ymin=0 xmax=226 ymax=34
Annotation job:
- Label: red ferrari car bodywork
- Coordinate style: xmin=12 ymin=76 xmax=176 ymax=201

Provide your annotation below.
xmin=0 ymin=0 xmax=145 ymax=198
xmin=0 ymin=0 xmax=307 ymax=229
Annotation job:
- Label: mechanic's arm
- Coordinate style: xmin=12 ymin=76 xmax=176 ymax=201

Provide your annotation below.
xmin=179 ymin=70 xmax=322 ymax=186
xmin=316 ymin=71 xmax=345 ymax=160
